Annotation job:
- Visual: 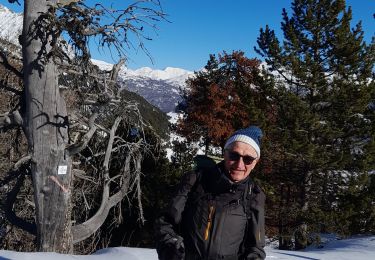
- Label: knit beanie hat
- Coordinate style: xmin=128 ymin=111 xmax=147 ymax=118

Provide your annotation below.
xmin=224 ymin=126 xmax=263 ymax=157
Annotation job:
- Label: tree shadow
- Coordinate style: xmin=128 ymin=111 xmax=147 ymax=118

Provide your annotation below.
xmin=276 ymin=252 xmax=320 ymax=260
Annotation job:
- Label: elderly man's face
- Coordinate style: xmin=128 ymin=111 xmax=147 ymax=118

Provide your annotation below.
xmin=224 ymin=141 xmax=259 ymax=182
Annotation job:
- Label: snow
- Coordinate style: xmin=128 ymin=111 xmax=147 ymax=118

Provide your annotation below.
xmin=90 ymin=60 xmax=193 ymax=113
xmin=0 ymin=247 xmax=157 ymax=260
xmin=165 ymin=112 xmax=184 ymax=159
xmin=123 ymin=66 xmax=192 ymax=82
xmin=265 ymin=235 xmax=375 ymax=259
xmin=0 ymin=5 xmax=23 ymax=46
xmin=91 ymin=59 xmax=115 ymax=71
xmin=0 ymin=235 xmax=374 ymax=259
xmin=91 ymin=59 xmax=193 ymax=87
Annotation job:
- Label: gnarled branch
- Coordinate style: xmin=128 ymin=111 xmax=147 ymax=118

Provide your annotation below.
xmin=13 ymin=155 xmax=31 ymax=170
xmin=0 ymin=49 xmax=23 ymax=79
xmin=0 ymin=110 xmax=23 ymax=129
xmin=5 ymin=173 xmax=37 ymax=235
xmin=72 ymin=116 xmax=137 ymax=244
xmin=66 ymin=112 xmax=98 ymax=156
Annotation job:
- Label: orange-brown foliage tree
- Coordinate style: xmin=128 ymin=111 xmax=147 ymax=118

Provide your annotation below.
xmin=176 ymin=51 xmax=262 ymax=154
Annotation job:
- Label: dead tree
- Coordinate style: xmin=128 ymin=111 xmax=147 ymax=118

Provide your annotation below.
xmin=0 ymin=0 xmax=165 ymax=253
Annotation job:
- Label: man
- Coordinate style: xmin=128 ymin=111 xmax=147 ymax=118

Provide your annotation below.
xmin=155 ymin=126 xmax=266 ymax=260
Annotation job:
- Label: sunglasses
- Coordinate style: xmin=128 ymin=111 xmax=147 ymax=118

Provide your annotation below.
xmin=227 ymin=151 xmax=257 ymax=165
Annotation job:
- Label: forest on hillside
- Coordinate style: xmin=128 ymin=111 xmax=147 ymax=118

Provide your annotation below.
xmin=0 ymin=0 xmax=374 ymax=255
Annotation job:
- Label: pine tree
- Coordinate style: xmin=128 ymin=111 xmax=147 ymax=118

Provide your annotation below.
xmin=255 ymin=0 xmax=374 ymax=249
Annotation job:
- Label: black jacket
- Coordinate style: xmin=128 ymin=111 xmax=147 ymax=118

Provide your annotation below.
xmin=156 ymin=161 xmax=266 ymax=260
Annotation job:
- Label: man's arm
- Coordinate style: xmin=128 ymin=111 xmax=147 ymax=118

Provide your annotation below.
xmin=241 ymin=185 xmax=266 ymax=260
xmin=154 ymin=171 xmax=199 ymax=260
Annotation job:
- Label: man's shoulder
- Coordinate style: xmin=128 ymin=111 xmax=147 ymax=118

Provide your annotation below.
xmin=193 ymin=154 xmax=222 ymax=171
xmin=252 ymin=182 xmax=265 ymax=195
xmin=249 ymin=181 xmax=266 ymax=206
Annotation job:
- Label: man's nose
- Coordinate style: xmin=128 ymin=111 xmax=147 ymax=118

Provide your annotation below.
xmin=235 ymin=157 xmax=246 ymax=168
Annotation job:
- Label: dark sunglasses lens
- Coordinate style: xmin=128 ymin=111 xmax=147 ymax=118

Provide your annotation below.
xmin=229 ymin=152 xmax=240 ymax=161
xmin=228 ymin=151 xmax=255 ymax=165
xmin=243 ymin=156 xmax=255 ymax=165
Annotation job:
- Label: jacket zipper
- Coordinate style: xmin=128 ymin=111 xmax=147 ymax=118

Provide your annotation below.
xmin=204 ymin=205 xmax=215 ymax=241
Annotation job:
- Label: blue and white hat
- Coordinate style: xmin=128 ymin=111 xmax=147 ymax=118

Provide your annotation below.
xmin=224 ymin=126 xmax=263 ymax=157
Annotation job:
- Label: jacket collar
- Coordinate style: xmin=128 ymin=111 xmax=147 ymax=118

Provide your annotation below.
xmin=208 ymin=161 xmax=249 ymax=194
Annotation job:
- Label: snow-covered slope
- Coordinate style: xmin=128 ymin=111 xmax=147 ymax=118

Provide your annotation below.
xmin=0 ymin=235 xmax=374 ymax=259
xmin=0 ymin=5 xmax=22 ymax=46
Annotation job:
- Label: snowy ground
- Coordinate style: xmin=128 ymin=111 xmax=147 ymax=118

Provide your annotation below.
xmin=0 ymin=235 xmax=374 ymax=260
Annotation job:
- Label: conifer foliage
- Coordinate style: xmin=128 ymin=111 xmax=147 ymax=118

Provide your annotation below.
xmin=255 ymin=0 xmax=374 ymax=249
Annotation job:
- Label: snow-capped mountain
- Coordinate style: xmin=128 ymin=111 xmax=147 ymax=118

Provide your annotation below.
xmin=119 ymin=65 xmax=193 ymax=113
xmin=92 ymin=59 xmax=193 ymax=113
xmin=0 ymin=5 xmax=22 ymax=46
xmin=0 ymin=4 xmax=194 ymax=113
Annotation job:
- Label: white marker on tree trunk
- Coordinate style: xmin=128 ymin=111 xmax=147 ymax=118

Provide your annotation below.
xmin=58 ymin=165 xmax=68 ymax=175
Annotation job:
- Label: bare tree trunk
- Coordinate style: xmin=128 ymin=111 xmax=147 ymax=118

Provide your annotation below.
xmin=23 ymin=0 xmax=73 ymax=253
xmin=278 ymin=184 xmax=293 ymax=250
xmin=295 ymin=170 xmax=312 ymax=250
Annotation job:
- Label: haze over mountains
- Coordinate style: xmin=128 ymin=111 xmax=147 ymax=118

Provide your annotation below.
xmin=0 ymin=4 xmax=194 ymax=113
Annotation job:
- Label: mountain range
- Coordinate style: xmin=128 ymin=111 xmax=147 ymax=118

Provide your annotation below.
xmin=91 ymin=59 xmax=193 ymax=113
xmin=0 ymin=4 xmax=194 ymax=113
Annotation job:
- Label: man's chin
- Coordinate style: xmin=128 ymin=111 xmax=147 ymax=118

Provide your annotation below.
xmin=229 ymin=171 xmax=244 ymax=182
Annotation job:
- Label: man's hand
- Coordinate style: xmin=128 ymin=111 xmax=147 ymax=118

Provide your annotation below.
xmin=169 ymin=236 xmax=185 ymax=258
xmin=159 ymin=234 xmax=185 ymax=260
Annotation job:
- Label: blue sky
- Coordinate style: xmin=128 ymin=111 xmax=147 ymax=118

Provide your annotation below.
xmin=1 ymin=0 xmax=374 ymax=71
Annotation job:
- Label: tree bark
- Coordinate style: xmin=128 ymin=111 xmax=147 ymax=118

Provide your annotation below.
xmin=295 ymin=169 xmax=312 ymax=250
xmin=23 ymin=0 xmax=73 ymax=253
